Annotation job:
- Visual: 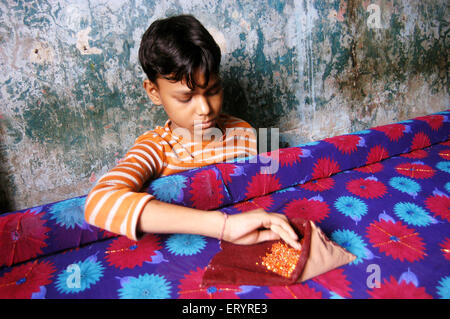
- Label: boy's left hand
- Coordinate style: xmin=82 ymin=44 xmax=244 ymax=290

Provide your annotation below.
xmin=220 ymin=209 xmax=302 ymax=250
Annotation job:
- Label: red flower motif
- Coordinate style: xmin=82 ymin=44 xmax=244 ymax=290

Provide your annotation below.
xmin=425 ymin=194 xmax=450 ymax=222
xmin=415 ymin=115 xmax=444 ymax=131
xmin=324 ymin=134 xmax=362 ymax=154
xmin=355 ymin=145 xmax=389 ymax=173
xmin=301 ymin=177 xmax=335 ymax=192
xmin=189 ymin=169 xmax=224 ymax=210
xmin=355 ymin=162 xmax=384 ymax=174
xmin=411 ymin=132 xmax=431 ymax=150
xmin=0 ymin=260 xmax=56 ymax=299
xmin=215 ymin=163 xmax=237 ymax=185
xmin=245 ymin=173 xmax=281 ymax=200
xmin=234 ymin=196 xmax=275 ymax=212
xmin=311 ymin=157 xmax=341 ymax=179
xmin=400 ymin=149 xmax=428 ymax=159
xmin=346 ymin=178 xmax=387 ymax=199
xmin=395 ymin=162 xmax=435 ymax=179
xmin=234 ymin=201 xmax=260 ymax=212
xmin=366 ymin=220 xmax=426 ymax=262
xmin=312 ymin=268 xmax=353 ymax=298
xmin=105 ymin=234 xmax=162 ymax=269
xmin=373 ymin=123 xmax=406 ymax=141
xmin=367 ymin=145 xmax=389 ymax=164
xmin=261 ymin=147 xmax=304 ymax=167
xmin=266 ymin=283 xmax=322 ymax=299
xmin=439 ymin=238 xmax=450 ymax=260
xmin=283 ymin=198 xmax=330 ymax=223
xmin=0 ymin=211 xmax=50 ymax=267
xmin=178 ymin=267 xmax=241 ymax=299
xmin=367 ymin=276 xmax=432 ymax=299
xmin=438 ymin=149 xmax=450 ymax=160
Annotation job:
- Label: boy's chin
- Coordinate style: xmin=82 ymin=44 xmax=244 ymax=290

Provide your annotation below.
xmin=192 ymin=125 xmax=222 ymax=138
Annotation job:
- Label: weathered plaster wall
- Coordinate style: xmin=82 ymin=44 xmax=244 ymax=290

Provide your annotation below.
xmin=0 ymin=0 xmax=448 ymax=212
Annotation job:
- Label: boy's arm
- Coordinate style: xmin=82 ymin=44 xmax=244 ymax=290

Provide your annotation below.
xmin=138 ymin=200 xmax=301 ymax=250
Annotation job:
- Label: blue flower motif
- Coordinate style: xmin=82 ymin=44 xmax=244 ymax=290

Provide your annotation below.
xmin=334 ymin=196 xmax=368 ymax=223
xmin=55 ymin=254 xmax=104 ymax=294
xmin=445 ymin=182 xmax=450 ymax=194
xmin=393 ymin=202 xmax=433 ymax=226
xmin=150 ymin=175 xmax=188 ymax=203
xmin=118 ymin=273 xmax=172 ymax=299
xmin=389 ymin=177 xmax=421 ymax=197
xmin=165 ymin=234 xmax=206 ymax=256
xmin=47 ymin=197 xmax=88 ymax=229
xmin=436 ymin=161 xmax=450 ymax=173
xmin=436 ymin=276 xmax=450 ymax=299
xmin=331 ymin=229 xmax=367 ymax=265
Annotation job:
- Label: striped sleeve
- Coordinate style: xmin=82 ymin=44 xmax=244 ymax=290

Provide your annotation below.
xmin=84 ymin=136 xmax=165 ymax=241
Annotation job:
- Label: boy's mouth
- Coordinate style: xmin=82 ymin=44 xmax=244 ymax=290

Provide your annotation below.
xmin=194 ymin=119 xmax=215 ymax=130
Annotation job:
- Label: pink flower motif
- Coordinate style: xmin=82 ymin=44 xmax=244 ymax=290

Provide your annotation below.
xmin=366 ymin=220 xmax=426 ymax=262
xmin=266 ymin=283 xmax=322 ymax=299
xmin=425 ymin=194 xmax=450 ymax=222
xmin=105 ymin=234 xmax=162 ymax=269
xmin=346 ymin=178 xmax=387 ymax=199
xmin=283 ymin=198 xmax=330 ymax=223
xmin=189 ymin=169 xmax=224 ymax=210
xmin=0 ymin=211 xmax=50 ymax=267
xmin=367 ymin=276 xmax=432 ymax=299
xmin=178 ymin=267 xmax=241 ymax=299
xmin=0 ymin=260 xmax=56 ymax=299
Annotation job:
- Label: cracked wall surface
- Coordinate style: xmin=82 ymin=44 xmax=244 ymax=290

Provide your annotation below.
xmin=0 ymin=0 xmax=448 ymax=212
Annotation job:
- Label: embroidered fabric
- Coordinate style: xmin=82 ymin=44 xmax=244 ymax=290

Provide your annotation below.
xmin=202 ymin=218 xmax=356 ymax=286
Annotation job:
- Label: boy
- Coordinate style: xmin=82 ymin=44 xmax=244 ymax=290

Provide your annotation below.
xmin=84 ymin=15 xmax=300 ymax=250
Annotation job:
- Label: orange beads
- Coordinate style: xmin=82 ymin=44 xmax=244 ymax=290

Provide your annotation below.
xmin=259 ymin=242 xmax=301 ymax=278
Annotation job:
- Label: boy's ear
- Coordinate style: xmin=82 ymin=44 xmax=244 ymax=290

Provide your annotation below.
xmin=143 ymin=79 xmax=162 ymax=105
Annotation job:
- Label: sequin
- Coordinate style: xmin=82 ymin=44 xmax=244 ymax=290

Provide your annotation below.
xmin=260 ymin=242 xmax=301 ymax=278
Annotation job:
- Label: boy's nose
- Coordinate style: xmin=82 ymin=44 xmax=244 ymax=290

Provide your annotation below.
xmin=195 ymin=95 xmax=211 ymax=115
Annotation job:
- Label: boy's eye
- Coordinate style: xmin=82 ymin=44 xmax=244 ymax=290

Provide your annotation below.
xmin=206 ymin=86 xmax=223 ymax=96
xmin=178 ymin=96 xmax=192 ymax=103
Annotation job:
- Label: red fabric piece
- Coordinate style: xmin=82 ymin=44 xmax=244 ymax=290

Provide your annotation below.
xmin=202 ymin=218 xmax=311 ymax=286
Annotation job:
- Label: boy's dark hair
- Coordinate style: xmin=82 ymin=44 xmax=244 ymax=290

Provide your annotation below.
xmin=139 ymin=15 xmax=221 ymax=90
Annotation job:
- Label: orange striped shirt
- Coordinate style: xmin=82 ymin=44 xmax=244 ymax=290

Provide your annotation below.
xmin=84 ymin=113 xmax=257 ymax=240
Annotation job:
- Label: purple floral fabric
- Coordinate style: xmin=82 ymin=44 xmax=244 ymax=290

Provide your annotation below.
xmin=0 ymin=110 xmax=449 ymax=299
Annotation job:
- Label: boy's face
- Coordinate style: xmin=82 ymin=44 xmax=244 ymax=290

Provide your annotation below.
xmin=144 ymin=71 xmax=223 ymax=137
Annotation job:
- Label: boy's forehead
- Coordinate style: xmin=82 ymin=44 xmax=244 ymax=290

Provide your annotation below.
xmin=158 ymin=72 xmax=220 ymax=92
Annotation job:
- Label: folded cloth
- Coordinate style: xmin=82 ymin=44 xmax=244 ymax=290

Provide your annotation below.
xmin=202 ymin=218 xmax=356 ymax=286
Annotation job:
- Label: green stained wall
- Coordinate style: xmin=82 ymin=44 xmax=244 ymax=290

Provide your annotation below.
xmin=0 ymin=0 xmax=448 ymax=212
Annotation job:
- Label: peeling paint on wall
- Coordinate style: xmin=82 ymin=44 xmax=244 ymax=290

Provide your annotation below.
xmin=0 ymin=0 xmax=448 ymax=212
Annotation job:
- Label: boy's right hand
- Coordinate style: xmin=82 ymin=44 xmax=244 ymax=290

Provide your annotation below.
xmin=221 ymin=209 xmax=302 ymax=250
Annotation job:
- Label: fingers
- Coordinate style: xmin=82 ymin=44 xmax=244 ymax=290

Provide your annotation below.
xmin=269 ymin=213 xmax=299 ymax=241
xmin=270 ymin=224 xmax=302 ymax=250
